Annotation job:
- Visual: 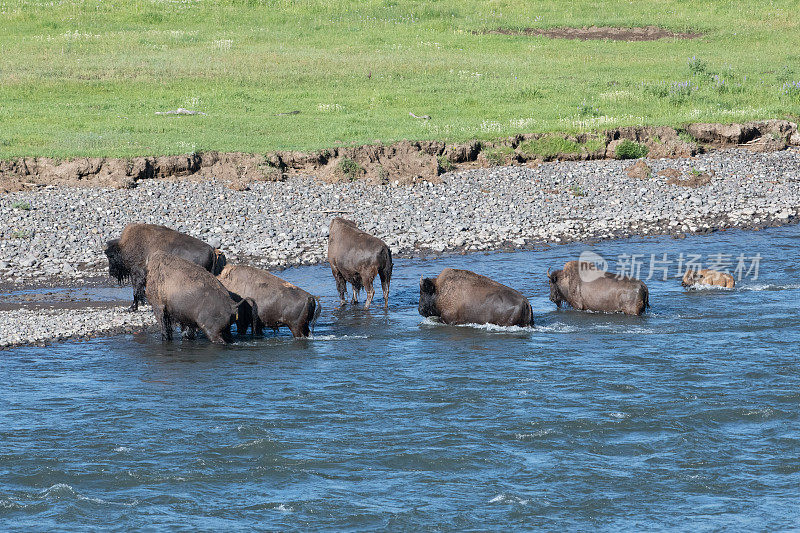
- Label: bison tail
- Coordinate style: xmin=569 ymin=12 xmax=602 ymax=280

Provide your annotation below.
xmin=526 ymin=302 xmax=535 ymax=327
xmin=104 ymin=239 xmax=130 ymax=284
xmin=308 ymin=296 xmax=322 ymax=335
xmin=641 ymin=285 xmax=651 ymax=310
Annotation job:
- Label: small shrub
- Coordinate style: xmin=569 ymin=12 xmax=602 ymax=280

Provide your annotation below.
xmin=615 ymin=140 xmax=649 ymax=160
xmin=437 ymin=155 xmax=454 ymax=173
xmin=376 ymin=164 xmax=389 ymax=183
xmin=644 ymin=83 xmax=669 ymax=99
xmin=777 ymin=65 xmax=794 ymax=84
xmin=668 ymin=81 xmax=698 ymax=103
xmin=11 ymin=201 xmax=31 ymax=210
xmin=678 ymin=131 xmax=696 ymax=144
xmin=337 ymin=157 xmax=363 ymax=180
xmin=519 ymin=136 xmax=579 ymax=158
xmin=577 ymin=100 xmax=601 ymax=117
xmin=687 ymin=55 xmax=708 ymax=75
xmin=781 ymin=81 xmax=800 ymax=102
xmin=652 ymin=135 xmax=662 ymax=144
xmin=571 ymin=185 xmax=587 ymax=197
xmin=482 ymin=146 xmax=514 ymax=166
xmin=11 ymin=230 xmax=30 ymax=239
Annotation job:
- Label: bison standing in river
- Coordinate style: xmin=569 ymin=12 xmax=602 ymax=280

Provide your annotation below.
xmin=548 ymin=261 xmax=649 ymax=316
xmin=145 ymin=251 xmax=251 ymax=344
xmin=418 ymin=268 xmax=534 ymax=327
xmin=104 ymin=223 xmax=226 ymax=311
xmin=682 ymin=268 xmax=735 ymax=289
xmin=217 ymin=264 xmax=320 ymax=338
xmin=327 ymin=218 xmax=392 ymax=309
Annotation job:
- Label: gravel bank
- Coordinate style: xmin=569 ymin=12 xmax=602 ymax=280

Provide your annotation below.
xmin=1 ymin=147 xmax=799 ymax=347
xmin=0 ymin=306 xmax=155 ymax=348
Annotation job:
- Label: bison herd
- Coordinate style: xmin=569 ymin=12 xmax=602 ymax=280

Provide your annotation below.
xmin=104 ymin=219 xmax=734 ymax=344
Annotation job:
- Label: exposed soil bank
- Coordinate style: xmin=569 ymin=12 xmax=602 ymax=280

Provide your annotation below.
xmin=1 ymin=120 xmax=798 ymax=194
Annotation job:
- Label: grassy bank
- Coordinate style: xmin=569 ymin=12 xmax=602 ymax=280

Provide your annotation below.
xmin=0 ymin=0 xmax=799 ymax=158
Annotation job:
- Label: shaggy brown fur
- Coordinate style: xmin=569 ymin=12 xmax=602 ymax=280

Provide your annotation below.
xmin=327 ymin=218 xmax=392 ymax=309
xmin=145 ymin=251 xmax=245 ymax=344
xmin=419 ymin=268 xmax=533 ymax=326
xmin=548 ymin=261 xmax=649 ymax=316
xmin=682 ymin=269 xmax=735 ymax=288
xmin=218 ymin=264 xmax=320 ymax=338
xmin=104 ymin=223 xmax=226 ymax=311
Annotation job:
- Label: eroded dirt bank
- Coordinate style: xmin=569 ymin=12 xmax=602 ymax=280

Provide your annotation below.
xmin=1 ymin=120 xmax=798 ymax=193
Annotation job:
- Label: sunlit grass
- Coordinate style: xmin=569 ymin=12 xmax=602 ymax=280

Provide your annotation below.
xmin=0 ymin=0 xmax=798 ymax=158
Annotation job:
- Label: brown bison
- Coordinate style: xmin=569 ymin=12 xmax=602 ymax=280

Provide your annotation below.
xmin=145 ymin=251 xmax=252 ymax=344
xmin=327 ymin=217 xmax=392 ymax=309
xmin=104 ymin=223 xmax=226 ymax=311
xmin=418 ymin=268 xmax=534 ymax=327
xmin=217 ymin=264 xmax=320 ymax=338
xmin=548 ymin=261 xmax=649 ymax=316
xmin=682 ymin=269 xmax=735 ymax=289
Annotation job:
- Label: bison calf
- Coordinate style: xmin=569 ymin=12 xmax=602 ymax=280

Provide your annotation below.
xmin=145 ymin=251 xmax=248 ymax=344
xmin=419 ymin=268 xmax=534 ymax=327
xmin=548 ymin=261 xmax=649 ymax=316
xmin=217 ymin=264 xmax=320 ymax=338
xmin=327 ymin=217 xmax=392 ymax=309
xmin=682 ymin=269 xmax=735 ymax=289
xmin=105 ymin=223 xmax=226 ymax=311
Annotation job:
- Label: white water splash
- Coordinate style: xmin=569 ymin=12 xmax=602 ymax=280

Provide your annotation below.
xmin=741 ymin=283 xmax=800 ymax=292
xmin=419 ymin=317 xmax=533 ymax=333
xmin=489 ymin=493 xmax=530 ymax=505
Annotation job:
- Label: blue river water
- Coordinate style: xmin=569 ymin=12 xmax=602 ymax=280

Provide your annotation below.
xmin=1 ymin=225 xmax=799 ymax=530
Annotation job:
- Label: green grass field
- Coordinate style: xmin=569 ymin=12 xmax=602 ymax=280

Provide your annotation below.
xmin=1 ymin=0 xmax=799 ymax=158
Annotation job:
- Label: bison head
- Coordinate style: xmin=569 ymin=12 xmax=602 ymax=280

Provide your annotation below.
xmin=104 ymin=238 xmax=130 ymax=283
xmin=418 ymin=277 xmax=438 ymax=317
xmin=548 ymin=268 xmax=565 ymax=307
xmin=212 ymin=249 xmax=227 ymax=276
xmin=681 ymin=269 xmax=700 ymax=287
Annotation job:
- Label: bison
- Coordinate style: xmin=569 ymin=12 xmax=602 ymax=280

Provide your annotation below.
xmin=548 ymin=261 xmax=649 ymax=316
xmin=682 ymin=269 xmax=735 ymax=289
xmin=145 ymin=251 xmax=252 ymax=344
xmin=327 ymin=217 xmax=392 ymax=309
xmin=217 ymin=264 xmax=320 ymax=338
xmin=418 ymin=268 xmax=534 ymax=327
xmin=104 ymin=223 xmax=226 ymax=311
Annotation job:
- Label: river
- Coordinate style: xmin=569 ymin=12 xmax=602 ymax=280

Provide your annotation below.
xmin=1 ymin=225 xmax=799 ymax=529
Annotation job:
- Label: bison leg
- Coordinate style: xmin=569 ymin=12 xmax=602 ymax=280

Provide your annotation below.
xmin=363 ymin=273 xmax=376 ymax=310
xmin=128 ymin=268 xmax=147 ymax=312
xmin=351 ymin=284 xmax=359 ymax=304
xmin=332 ymin=267 xmax=348 ymax=306
xmin=236 ymin=311 xmax=251 ymax=336
xmin=153 ymin=305 xmax=173 ymax=341
xmin=254 ymin=317 xmax=264 ymax=336
xmin=288 ymin=322 xmax=310 ymax=338
xmin=207 ymin=326 xmax=232 ymax=345
xmin=379 ymin=271 xmax=390 ymax=309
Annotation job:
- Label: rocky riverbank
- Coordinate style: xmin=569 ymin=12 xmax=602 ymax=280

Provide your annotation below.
xmin=1 ymin=146 xmax=800 ymax=347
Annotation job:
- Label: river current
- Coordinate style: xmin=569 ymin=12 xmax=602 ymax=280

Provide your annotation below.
xmin=2 ymin=226 xmax=799 ymax=530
